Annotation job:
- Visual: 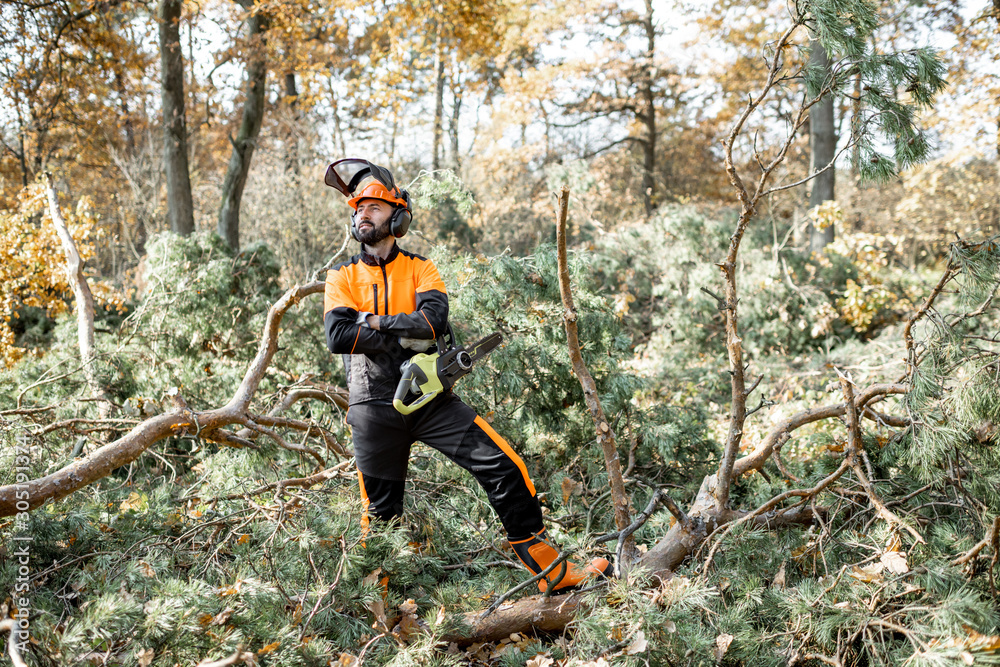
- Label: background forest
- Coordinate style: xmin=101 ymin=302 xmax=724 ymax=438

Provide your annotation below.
xmin=2 ymin=0 xmax=1000 ymax=665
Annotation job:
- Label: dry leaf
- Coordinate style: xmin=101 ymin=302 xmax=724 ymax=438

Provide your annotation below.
xmin=217 ymin=581 xmax=242 ymax=597
xmin=119 ymin=492 xmax=145 ymax=512
xmin=337 ymin=653 xmax=358 ymax=667
xmin=626 ymin=630 xmax=648 ymax=655
xmin=258 ymin=641 xmax=280 ymax=655
xmin=561 ymin=477 xmax=584 ymax=504
xmin=664 ymin=620 xmax=677 ymax=633
xmin=365 ymin=599 xmax=389 ymax=633
xmin=880 ymin=550 xmax=909 ymax=574
xmin=771 ymin=561 xmax=787 ymax=589
xmin=961 ymin=652 xmax=975 ymax=665
xmin=435 ymin=606 xmax=447 ymax=626
xmin=399 ymin=599 xmax=418 ymax=615
xmin=526 ymin=655 xmax=554 ymax=667
xmin=237 ymin=534 xmax=250 ymax=545
xmin=714 ymin=634 xmax=734 ymax=661
xmin=393 ymin=613 xmax=423 ymax=643
xmin=849 ymin=563 xmax=884 ymax=582
xmin=137 ymin=560 xmax=156 ymax=578
xmin=136 ymin=648 xmax=154 ymax=667
xmin=211 ymin=608 xmax=234 ymax=626
xmin=361 ymin=568 xmax=383 ymax=587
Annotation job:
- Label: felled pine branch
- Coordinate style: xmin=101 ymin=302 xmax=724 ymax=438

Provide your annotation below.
xmin=554 ymin=185 xmax=635 ymax=567
xmin=0 ymin=281 xmax=325 ymax=517
xmin=952 ymin=516 xmax=1000 ymax=567
xmin=233 ymin=385 xmax=351 ymax=458
xmin=715 ymin=18 xmax=841 ymax=513
xmin=839 ymin=372 xmax=925 ymax=544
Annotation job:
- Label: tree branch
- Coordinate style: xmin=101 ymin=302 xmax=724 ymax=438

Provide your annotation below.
xmin=555 ymin=186 xmax=635 ymax=567
xmin=0 ymin=281 xmax=325 ymax=517
xmin=839 ymin=373 xmax=925 ymax=544
xmin=952 ymin=516 xmax=1000 ymax=566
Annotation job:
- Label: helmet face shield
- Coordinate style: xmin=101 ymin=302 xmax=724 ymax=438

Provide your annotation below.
xmin=324 ymin=158 xmax=371 ymax=197
xmin=324 ymin=158 xmax=399 ymax=199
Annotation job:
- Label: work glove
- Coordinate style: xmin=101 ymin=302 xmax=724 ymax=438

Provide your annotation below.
xmin=356 ymin=311 xmax=374 ymax=326
xmin=399 ymin=337 xmax=435 ymax=352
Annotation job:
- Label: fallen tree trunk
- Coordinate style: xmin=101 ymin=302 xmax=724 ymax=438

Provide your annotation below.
xmin=0 ymin=281 xmax=324 ymax=517
xmin=441 ymin=590 xmax=588 ymax=644
xmin=439 ymin=501 xmax=822 ymax=645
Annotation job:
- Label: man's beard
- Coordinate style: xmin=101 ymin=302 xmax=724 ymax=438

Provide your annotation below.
xmin=356 ymin=220 xmax=392 ymax=245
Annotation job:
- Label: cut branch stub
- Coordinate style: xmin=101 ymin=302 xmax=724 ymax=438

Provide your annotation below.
xmin=554 ymin=185 xmax=635 ymax=567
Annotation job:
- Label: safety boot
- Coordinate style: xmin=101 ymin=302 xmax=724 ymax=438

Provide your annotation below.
xmin=509 ymin=529 xmax=613 ymax=593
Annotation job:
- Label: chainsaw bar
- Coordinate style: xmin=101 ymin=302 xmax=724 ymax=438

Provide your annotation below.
xmin=466 ymin=332 xmax=503 ymax=364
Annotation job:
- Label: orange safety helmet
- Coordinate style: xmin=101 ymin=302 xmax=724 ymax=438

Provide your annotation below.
xmin=347 ymin=179 xmax=409 ymax=210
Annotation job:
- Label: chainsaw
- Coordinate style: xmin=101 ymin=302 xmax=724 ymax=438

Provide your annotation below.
xmin=393 ymin=328 xmax=503 ymax=415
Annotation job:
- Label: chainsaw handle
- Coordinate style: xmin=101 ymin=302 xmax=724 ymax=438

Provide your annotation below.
xmin=392 ymin=364 xmax=440 ymax=415
xmin=393 ymin=391 xmax=438 ymax=415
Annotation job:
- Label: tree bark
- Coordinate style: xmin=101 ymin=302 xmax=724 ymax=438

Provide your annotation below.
xmin=284 ymin=69 xmax=300 ymax=174
xmin=432 ymin=35 xmax=445 ymax=171
xmin=639 ymin=0 xmax=657 ymax=217
xmin=554 ymin=187 xmax=636 ymax=565
xmin=158 ymin=0 xmax=195 ymax=236
xmin=449 ymin=68 xmax=462 ymax=169
xmin=807 ymin=34 xmax=836 ymax=252
xmin=114 ymin=69 xmax=136 ymax=157
xmin=217 ymin=1 xmax=268 ymax=253
xmin=441 ymin=592 xmax=588 ymax=645
xmin=44 ymin=174 xmax=110 ymax=416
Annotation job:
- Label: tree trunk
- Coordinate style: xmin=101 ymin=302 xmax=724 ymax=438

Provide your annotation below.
xmin=18 ymin=123 xmax=29 ymax=187
xmin=218 ymin=2 xmax=268 ymax=253
xmin=850 ymin=70 xmax=862 ymax=177
xmin=158 ymin=0 xmax=195 ymax=236
xmin=640 ymin=0 xmax=657 ymax=217
xmin=808 ymin=34 xmax=836 ymax=253
xmin=115 ymin=69 xmax=136 ymax=157
xmin=44 ymin=175 xmax=111 ymax=417
xmin=284 ymin=69 xmax=300 ymax=174
xmin=449 ymin=69 xmax=462 ymax=169
xmin=432 ymin=36 xmax=445 ymax=171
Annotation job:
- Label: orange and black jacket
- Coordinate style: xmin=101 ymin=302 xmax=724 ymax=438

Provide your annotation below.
xmin=324 ymin=243 xmax=448 ymax=404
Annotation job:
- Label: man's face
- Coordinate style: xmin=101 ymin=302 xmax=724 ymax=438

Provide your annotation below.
xmin=354 ymin=199 xmax=394 ymax=245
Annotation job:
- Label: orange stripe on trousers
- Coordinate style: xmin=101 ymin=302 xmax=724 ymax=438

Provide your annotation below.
xmin=474 ymin=415 xmax=536 ymax=496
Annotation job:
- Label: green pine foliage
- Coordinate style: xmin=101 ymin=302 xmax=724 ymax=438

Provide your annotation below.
xmin=798 ymin=0 xmax=948 ymax=182
xmin=3 ymin=216 xmax=1000 ymax=665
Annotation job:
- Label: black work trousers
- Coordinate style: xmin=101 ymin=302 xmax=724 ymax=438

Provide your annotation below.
xmin=346 ymin=393 xmax=544 ymax=540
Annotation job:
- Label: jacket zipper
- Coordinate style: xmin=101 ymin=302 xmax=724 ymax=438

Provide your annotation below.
xmin=380 ymin=264 xmax=389 ymax=314
xmin=372 ymin=284 xmax=378 ymax=315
